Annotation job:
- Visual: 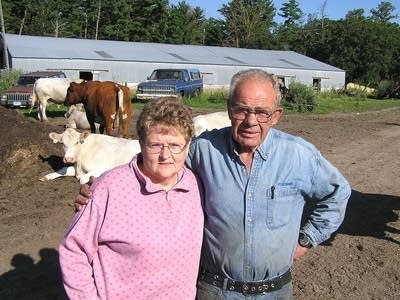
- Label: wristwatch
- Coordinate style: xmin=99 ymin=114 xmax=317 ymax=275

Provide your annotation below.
xmin=298 ymin=233 xmax=313 ymax=248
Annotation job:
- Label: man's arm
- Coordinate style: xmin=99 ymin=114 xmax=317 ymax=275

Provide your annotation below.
xmin=302 ymin=152 xmax=352 ymax=245
xmin=74 ymin=176 xmax=96 ymax=211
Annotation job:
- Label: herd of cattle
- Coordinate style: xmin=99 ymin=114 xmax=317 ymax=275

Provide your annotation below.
xmin=32 ymin=78 xmax=230 ymax=184
xmin=32 ymin=78 xmax=132 ymax=138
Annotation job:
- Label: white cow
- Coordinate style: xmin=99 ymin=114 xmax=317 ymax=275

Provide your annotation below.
xmin=31 ymin=78 xmax=83 ymax=121
xmin=193 ymin=111 xmax=231 ymax=136
xmin=39 ymin=128 xmax=141 ymax=184
xmin=64 ymin=103 xmax=100 ymax=131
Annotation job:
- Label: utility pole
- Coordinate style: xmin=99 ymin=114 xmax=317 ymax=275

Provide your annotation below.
xmin=0 ymin=0 xmax=9 ymax=70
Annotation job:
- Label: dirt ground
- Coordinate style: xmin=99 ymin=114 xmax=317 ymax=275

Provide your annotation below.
xmin=0 ymin=104 xmax=399 ymax=300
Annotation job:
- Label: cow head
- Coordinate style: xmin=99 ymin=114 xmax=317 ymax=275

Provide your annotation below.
xmin=49 ymin=128 xmax=90 ymax=164
xmin=64 ymin=82 xmax=85 ymax=106
xmin=64 ymin=103 xmax=84 ymax=118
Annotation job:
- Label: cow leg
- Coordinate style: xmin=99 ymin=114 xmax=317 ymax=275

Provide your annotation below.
xmin=37 ymin=103 xmax=43 ymax=121
xmin=40 ymin=101 xmax=48 ymax=121
xmin=90 ymin=122 xmax=98 ymax=133
xmin=86 ymin=113 xmax=97 ymax=133
xmin=103 ymin=113 xmax=114 ymax=136
xmin=39 ymin=166 xmax=76 ymax=181
xmin=104 ymin=120 xmax=114 ymax=136
xmin=99 ymin=124 xmax=105 ymax=134
xmin=121 ymin=119 xmax=129 ymax=138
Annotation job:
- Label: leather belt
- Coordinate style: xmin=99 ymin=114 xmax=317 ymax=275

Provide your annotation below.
xmin=199 ymin=269 xmax=291 ymax=296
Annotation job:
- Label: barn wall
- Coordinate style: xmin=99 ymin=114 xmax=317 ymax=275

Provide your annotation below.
xmin=11 ymin=57 xmax=345 ymax=90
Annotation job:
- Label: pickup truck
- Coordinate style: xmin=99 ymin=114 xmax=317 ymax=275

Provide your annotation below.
xmin=0 ymin=71 xmax=67 ymax=107
xmin=136 ymin=68 xmax=203 ymax=101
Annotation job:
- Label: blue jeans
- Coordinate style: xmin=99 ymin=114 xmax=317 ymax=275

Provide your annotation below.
xmin=196 ymin=280 xmax=293 ymax=300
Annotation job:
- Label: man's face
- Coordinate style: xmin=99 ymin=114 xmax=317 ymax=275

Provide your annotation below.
xmin=228 ymin=78 xmax=282 ymax=153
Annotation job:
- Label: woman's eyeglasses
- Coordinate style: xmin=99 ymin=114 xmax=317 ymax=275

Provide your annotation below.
xmin=145 ymin=143 xmax=187 ymax=154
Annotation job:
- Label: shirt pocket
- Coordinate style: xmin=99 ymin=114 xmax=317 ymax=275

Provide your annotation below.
xmin=266 ymin=186 xmax=298 ymax=229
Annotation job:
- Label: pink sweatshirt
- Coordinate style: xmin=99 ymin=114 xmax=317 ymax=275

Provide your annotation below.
xmin=59 ymin=156 xmax=204 ymax=300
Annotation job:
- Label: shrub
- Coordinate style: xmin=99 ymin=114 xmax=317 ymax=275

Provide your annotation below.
xmin=0 ymin=69 xmax=23 ymax=93
xmin=375 ymin=80 xmax=399 ymax=99
xmin=282 ymin=82 xmax=315 ymax=112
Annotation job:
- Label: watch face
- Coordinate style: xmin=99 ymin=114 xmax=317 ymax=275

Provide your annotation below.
xmin=299 ymin=234 xmax=312 ymax=248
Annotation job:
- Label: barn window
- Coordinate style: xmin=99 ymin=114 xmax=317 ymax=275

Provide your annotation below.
xmin=313 ymin=78 xmax=321 ymax=91
xmin=80 ymin=71 xmax=93 ymax=81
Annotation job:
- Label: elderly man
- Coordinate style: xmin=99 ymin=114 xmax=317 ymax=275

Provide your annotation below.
xmin=75 ymin=69 xmax=351 ymax=299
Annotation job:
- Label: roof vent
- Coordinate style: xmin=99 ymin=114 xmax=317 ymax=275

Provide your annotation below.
xmin=225 ymin=56 xmax=245 ymax=64
xmin=279 ymin=58 xmax=302 ymax=67
xmin=94 ymin=50 xmax=113 ymax=58
xmin=168 ymin=52 xmax=188 ymax=61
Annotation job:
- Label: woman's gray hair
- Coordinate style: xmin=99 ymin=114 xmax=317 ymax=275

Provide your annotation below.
xmin=228 ymin=69 xmax=282 ymax=106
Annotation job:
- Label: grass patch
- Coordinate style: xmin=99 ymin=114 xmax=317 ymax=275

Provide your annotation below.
xmin=312 ymin=95 xmax=400 ymax=114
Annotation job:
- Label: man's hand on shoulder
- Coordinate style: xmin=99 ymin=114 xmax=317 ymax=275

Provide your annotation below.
xmin=74 ymin=176 xmax=97 ymax=211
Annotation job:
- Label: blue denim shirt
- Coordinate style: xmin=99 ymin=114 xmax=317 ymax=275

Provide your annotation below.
xmin=187 ymin=127 xmax=351 ymax=282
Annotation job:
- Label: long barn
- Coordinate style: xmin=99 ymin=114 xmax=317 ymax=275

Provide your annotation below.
xmin=0 ymin=33 xmax=345 ymax=90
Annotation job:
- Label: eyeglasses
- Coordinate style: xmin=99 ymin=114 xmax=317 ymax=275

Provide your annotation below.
xmin=145 ymin=143 xmax=187 ymax=154
xmin=230 ymin=106 xmax=277 ymax=123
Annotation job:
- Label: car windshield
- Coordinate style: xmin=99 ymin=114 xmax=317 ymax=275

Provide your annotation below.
xmin=149 ymin=70 xmax=182 ymax=81
xmin=17 ymin=76 xmax=39 ymax=85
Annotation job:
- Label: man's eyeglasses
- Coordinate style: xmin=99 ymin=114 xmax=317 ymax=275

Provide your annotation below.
xmin=230 ymin=106 xmax=277 ymax=123
xmin=145 ymin=143 xmax=187 ymax=154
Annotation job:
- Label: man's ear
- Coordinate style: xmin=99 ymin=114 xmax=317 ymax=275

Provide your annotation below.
xmin=271 ymin=108 xmax=283 ymax=126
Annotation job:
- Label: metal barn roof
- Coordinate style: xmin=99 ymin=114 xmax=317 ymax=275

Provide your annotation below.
xmin=4 ymin=34 xmax=343 ymax=72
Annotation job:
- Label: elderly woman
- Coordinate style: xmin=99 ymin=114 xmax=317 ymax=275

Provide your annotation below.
xmin=59 ymin=97 xmax=204 ymax=300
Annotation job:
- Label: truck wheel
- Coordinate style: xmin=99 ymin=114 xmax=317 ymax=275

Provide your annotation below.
xmin=192 ymin=88 xmax=201 ymax=98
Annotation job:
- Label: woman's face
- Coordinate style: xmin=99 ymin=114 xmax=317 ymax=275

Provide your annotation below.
xmin=139 ymin=125 xmax=189 ymax=189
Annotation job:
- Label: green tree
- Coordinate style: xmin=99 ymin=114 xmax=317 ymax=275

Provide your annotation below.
xmin=126 ymin=0 xmax=169 ymax=42
xmin=278 ymin=0 xmax=302 ymax=27
xmin=275 ymin=0 xmax=303 ymax=50
xmin=100 ymin=0 xmax=133 ymax=41
xmin=1 ymin=0 xmax=32 ymax=34
xmin=219 ymin=0 xmax=276 ymax=48
xmin=325 ymin=10 xmax=400 ymax=85
xmin=203 ymin=18 xmax=226 ymax=46
xmin=166 ymin=1 xmax=205 ymax=44
xmin=370 ymin=1 xmax=397 ymax=22
xmin=21 ymin=0 xmax=77 ymax=36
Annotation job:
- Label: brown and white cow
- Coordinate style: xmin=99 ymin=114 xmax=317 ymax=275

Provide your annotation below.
xmin=39 ymin=128 xmax=141 ymax=184
xmin=64 ymin=81 xmax=132 ymax=138
xmin=31 ymin=78 xmax=83 ymax=121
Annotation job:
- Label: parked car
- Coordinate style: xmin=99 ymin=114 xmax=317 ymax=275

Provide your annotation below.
xmin=136 ymin=68 xmax=203 ymax=101
xmin=0 ymin=70 xmax=67 ymax=107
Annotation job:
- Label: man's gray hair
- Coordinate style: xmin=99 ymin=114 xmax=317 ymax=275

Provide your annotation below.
xmin=228 ymin=69 xmax=282 ymax=106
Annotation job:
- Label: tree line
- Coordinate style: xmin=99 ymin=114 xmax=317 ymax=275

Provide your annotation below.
xmin=2 ymin=0 xmax=399 ymax=93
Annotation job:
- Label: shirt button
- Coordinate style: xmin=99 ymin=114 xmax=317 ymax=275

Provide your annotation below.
xmin=248 ymin=218 xmax=252 ymax=222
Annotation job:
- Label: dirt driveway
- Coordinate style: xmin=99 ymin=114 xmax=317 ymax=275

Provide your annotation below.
xmin=0 ymin=105 xmax=399 ymax=299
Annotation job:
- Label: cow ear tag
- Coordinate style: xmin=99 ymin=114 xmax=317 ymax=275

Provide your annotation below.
xmin=53 ymin=139 xmax=58 ymax=143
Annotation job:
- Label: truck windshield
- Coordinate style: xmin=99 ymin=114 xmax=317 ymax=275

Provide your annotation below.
xmin=17 ymin=76 xmax=39 ymax=85
xmin=150 ymin=70 xmax=182 ymax=81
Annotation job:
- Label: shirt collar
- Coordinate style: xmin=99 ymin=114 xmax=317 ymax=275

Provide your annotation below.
xmin=228 ymin=129 xmax=273 ymax=161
